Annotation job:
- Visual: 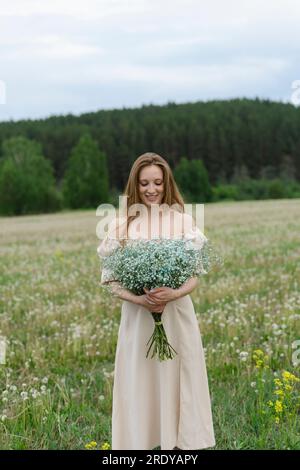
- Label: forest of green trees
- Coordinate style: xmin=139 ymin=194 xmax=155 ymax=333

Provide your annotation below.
xmin=0 ymin=97 xmax=299 ymax=215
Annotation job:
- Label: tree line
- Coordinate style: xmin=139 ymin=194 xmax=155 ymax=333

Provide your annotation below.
xmin=0 ymin=97 xmax=300 ymax=215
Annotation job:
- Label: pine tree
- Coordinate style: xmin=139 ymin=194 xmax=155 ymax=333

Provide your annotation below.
xmin=174 ymin=157 xmax=212 ymax=203
xmin=0 ymin=136 xmax=61 ymax=215
xmin=62 ymin=133 xmax=109 ymax=209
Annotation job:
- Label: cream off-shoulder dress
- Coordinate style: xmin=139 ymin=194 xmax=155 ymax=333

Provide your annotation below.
xmin=97 ymin=208 xmax=216 ymax=450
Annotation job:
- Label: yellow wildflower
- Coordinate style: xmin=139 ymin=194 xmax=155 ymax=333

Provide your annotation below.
xmin=275 ymin=400 xmax=283 ymax=413
xmin=282 ymin=371 xmax=292 ymax=381
xmin=55 ymin=249 xmax=64 ymax=258
xmin=85 ymin=441 xmax=98 ymax=450
xmin=282 ymin=371 xmax=300 ymax=383
xmin=252 ymin=349 xmax=269 ymax=369
xmin=101 ymin=442 xmax=111 ymax=450
xmin=253 ymin=349 xmax=264 ymax=357
xmin=275 ymin=417 xmax=280 ymax=424
xmin=274 ymin=389 xmax=284 ymax=397
xmin=255 ymin=359 xmax=264 ymax=368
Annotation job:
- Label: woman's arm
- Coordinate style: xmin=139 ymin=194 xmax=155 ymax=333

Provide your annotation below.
xmin=144 ymin=277 xmax=199 ymax=303
xmin=174 ymin=277 xmax=198 ymax=299
xmin=107 ymin=282 xmax=167 ymax=312
xmin=107 ymin=281 xmax=140 ymax=304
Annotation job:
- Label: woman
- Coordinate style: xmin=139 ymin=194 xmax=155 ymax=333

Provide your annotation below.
xmin=97 ymin=152 xmax=216 ymax=450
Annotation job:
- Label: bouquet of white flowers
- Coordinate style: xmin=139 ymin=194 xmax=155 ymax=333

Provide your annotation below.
xmin=98 ymin=236 xmax=222 ymax=361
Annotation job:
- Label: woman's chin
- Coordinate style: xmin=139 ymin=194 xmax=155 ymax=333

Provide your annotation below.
xmin=145 ymin=201 xmax=161 ymax=208
xmin=142 ymin=198 xmax=163 ymax=207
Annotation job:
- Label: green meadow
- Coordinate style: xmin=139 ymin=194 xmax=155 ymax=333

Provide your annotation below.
xmin=0 ymin=199 xmax=299 ymax=450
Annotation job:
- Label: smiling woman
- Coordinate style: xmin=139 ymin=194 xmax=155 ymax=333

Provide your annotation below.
xmin=97 ymin=152 xmax=216 ymax=451
xmin=138 ymin=164 xmax=164 ymax=206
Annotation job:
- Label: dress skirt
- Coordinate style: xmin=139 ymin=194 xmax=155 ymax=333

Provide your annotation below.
xmin=111 ymin=293 xmax=216 ymax=450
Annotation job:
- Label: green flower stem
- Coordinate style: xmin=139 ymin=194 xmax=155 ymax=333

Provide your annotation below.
xmin=146 ymin=312 xmax=178 ymax=361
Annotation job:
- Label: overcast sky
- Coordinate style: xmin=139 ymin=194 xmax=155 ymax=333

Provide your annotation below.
xmin=0 ymin=0 xmax=299 ymax=122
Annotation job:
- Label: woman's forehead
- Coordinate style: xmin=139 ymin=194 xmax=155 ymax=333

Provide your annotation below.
xmin=139 ymin=165 xmax=163 ymax=179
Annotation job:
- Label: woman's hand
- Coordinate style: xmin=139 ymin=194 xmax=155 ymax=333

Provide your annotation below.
xmin=137 ymin=294 xmax=167 ymax=313
xmin=143 ymin=286 xmax=179 ymax=303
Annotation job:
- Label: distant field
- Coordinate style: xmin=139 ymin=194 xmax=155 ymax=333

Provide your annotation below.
xmin=0 ymin=199 xmax=299 ymax=450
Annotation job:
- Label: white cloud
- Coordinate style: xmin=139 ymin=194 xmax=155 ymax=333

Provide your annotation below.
xmin=3 ymin=35 xmax=105 ymax=60
xmin=0 ymin=0 xmax=300 ymax=121
xmin=0 ymin=0 xmax=147 ymax=19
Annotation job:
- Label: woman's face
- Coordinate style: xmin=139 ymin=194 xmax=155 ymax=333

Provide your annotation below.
xmin=138 ymin=164 xmax=164 ymax=207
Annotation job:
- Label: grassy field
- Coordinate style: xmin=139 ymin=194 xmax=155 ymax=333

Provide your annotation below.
xmin=0 ymin=199 xmax=299 ymax=450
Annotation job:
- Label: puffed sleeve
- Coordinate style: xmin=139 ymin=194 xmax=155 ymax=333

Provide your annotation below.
xmin=182 ymin=213 xmax=221 ymax=275
xmin=97 ymin=217 xmax=126 ymax=285
xmin=182 ymin=213 xmax=208 ymax=249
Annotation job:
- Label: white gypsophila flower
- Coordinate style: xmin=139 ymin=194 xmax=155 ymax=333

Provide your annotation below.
xmin=99 ymin=237 xmax=222 ymax=295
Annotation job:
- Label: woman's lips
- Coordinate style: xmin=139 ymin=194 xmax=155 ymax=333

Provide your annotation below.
xmin=146 ymin=195 xmax=158 ymax=201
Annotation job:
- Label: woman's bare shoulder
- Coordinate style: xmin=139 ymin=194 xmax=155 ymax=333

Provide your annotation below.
xmin=106 ymin=214 xmax=128 ymax=239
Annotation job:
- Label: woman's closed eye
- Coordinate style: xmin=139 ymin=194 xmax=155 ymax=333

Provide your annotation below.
xmin=140 ymin=181 xmax=163 ymax=186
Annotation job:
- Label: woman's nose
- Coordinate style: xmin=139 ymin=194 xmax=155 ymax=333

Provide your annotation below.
xmin=148 ymin=183 xmax=155 ymax=192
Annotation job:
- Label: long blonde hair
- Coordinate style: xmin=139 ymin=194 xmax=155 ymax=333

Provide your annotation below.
xmin=117 ymin=152 xmax=185 ymax=239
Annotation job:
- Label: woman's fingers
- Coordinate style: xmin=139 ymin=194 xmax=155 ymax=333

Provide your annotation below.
xmin=145 ymin=290 xmax=160 ymax=303
xmin=146 ymin=297 xmax=155 ymax=304
xmin=143 ymin=288 xmax=167 ymax=305
xmin=149 ymin=296 xmax=165 ymax=303
xmin=146 ymin=294 xmax=163 ymax=304
xmin=145 ymin=298 xmax=166 ymax=312
xmin=147 ymin=291 xmax=163 ymax=299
